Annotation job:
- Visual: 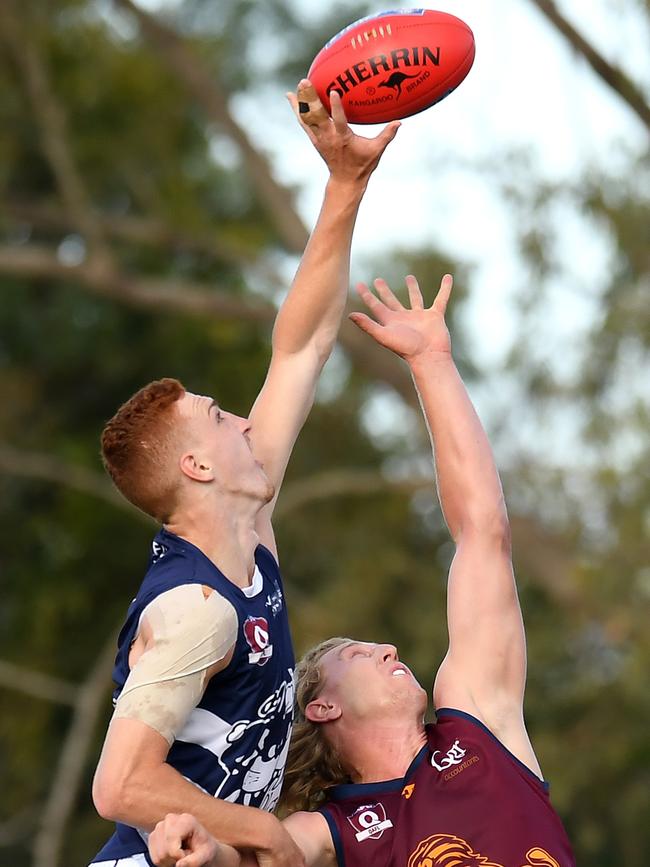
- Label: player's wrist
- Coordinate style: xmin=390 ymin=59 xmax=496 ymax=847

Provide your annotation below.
xmin=407 ymin=347 xmax=454 ymax=373
xmin=324 ymin=174 xmax=368 ymax=201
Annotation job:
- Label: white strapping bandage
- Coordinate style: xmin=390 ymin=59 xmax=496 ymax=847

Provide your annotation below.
xmin=113 ymin=584 xmax=238 ymax=744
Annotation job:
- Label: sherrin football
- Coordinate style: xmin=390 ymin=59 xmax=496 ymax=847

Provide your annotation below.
xmin=308 ymin=9 xmax=475 ymax=124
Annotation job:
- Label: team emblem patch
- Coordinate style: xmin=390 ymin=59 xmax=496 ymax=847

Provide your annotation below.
xmin=346 ymin=803 xmax=393 ymax=842
xmin=243 ymin=615 xmax=273 ymax=665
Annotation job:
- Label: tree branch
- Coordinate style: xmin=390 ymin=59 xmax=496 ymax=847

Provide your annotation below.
xmin=4 ymin=199 xmax=267 ymax=268
xmin=0 ymin=660 xmax=79 ymax=706
xmin=0 ymin=3 xmax=114 ymax=270
xmin=274 ymin=468 xmax=432 ymax=519
xmin=277 ymin=468 xmax=580 ymax=605
xmin=0 ymin=245 xmax=274 ymax=322
xmin=0 ymin=805 xmax=39 ymax=847
xmin=528 ymin=0 xmax=650 ymax=133
xmin=106 ymin=2 xmax=418 ymax=403
xmin=0 ymin=445 xmax=580 ymax=607
xmin=0 ymin=440 xmax=151 ymax=522
xmin=32 ymin=629 xmax=120 ymax=867
xmin=111 ymin=0 xmax=310 ymax=253
xmin=0 ymin=242 xmax=418 ymax=405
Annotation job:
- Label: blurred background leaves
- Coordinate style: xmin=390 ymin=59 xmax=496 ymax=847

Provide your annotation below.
xmin=0 ymin=0 xmax=648 ymax=864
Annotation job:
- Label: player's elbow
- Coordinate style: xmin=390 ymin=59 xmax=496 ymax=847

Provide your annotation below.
xmin=461 ymin=505 xmax=511 ymax=550
xmin=92 ymin=766 xmax=142 ymax=822
xmin=92 ymin=769 xmax=119 ymax=821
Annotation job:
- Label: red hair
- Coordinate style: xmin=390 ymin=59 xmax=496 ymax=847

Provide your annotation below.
xmin=101 ymin=378 xmax=186 ymax=521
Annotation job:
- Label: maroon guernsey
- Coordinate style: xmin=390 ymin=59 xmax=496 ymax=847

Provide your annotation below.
xmin=319 ymin=709 xmax=575 ymax=867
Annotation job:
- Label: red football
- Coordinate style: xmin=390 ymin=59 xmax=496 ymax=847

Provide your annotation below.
xmin=308 ymin=9 xmax=475 ymax=124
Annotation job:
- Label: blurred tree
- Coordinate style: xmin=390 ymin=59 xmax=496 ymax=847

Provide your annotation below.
xmin=0 ymin=1 xmax=647 ymax=866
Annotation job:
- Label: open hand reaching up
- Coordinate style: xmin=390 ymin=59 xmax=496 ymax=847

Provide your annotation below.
xmin=349 ymin=274 xmax=454 ymax=362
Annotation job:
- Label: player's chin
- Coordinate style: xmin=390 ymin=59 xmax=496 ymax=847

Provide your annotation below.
xmin=240 ymin=469 xmax=274 ymax=505
xmin=393 ymin=675 xmax=427 ymax=704
xmin=400 ymin=681 xmax=428 ymax=715
xmin=385 ymin=676 xmax=415 ymax=703
xmin=395 ymin=675 xmax=422 ymax=693
xmin=260 ymin=472 xmax=275 ymax=504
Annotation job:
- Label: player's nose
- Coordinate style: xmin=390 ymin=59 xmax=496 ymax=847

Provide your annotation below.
xmin=378 ymin=644 xmax=398 ymax=663
xmin=233 ymin=415 xmax=251 ymax=434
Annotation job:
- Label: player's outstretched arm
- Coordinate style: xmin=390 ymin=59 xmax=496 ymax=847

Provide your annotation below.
xmin=248 ymin=80 xmax=399 ymax=554
xmin=148 ymin=811 xmax=335 ymax=867
xmin=350 ymin=275 xmax=541 ymax=777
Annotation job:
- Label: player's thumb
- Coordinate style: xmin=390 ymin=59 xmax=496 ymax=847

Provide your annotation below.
xmin=176 ymin=853 xmax=204 ymax=867
xmin=379 ymin=120 xmax=401 ymax=147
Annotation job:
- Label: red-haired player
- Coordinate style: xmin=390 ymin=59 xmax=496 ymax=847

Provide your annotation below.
xmin=89 ymin=82 xmax=399 ymax=867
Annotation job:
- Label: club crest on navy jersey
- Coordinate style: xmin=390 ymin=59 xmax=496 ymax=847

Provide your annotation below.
xmin=347 ymin=803 xmax=394 ymax=842
xmin=244 ymin=615 xmax=273 ymax=665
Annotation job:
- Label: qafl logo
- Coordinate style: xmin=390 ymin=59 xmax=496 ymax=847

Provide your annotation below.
xmin=346 ymin=803 xmax=393 ymax=843
xmin=243 ymin=616 xmax=273 ymax=666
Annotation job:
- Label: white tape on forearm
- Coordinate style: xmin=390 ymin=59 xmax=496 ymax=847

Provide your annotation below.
xmin=113 ymin=584 xmax=238 ymax=743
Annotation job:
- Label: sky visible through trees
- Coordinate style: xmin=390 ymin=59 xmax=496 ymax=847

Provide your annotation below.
xmin=0 ymin=1 xmax=648 ymax=865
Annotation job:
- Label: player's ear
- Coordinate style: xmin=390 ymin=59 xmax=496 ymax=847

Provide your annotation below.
xmin=305 ymin=698 xmax=341 ymax=724
xmin=180 ymin=452 xmax=215 ymax=482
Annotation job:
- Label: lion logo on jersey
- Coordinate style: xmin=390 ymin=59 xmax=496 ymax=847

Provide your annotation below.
xmin=408 ymin=834 xmax=561 ymax=867
xmin=408 ymin=835 xmax=501 ymax=867
xmin=524 ymin=851 xmax=560 ymax=867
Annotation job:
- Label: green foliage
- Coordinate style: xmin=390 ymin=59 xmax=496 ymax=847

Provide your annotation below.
xmin=0 ymin=1 xmax=648 ymax=865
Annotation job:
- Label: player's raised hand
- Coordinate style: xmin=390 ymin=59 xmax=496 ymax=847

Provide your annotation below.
xmin=349 ymin=274 xmax=454 ymax=361
xmin=287 ymin=79 xmax=400 ymax=185
xmin=148 ymin=813 xmax=229 ymax=867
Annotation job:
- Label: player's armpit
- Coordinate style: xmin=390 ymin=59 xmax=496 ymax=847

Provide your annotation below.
xmin=114 ymin=584 xmax=238 ymax=744
xmin=282 ymin=811 xmax=337 ymax=867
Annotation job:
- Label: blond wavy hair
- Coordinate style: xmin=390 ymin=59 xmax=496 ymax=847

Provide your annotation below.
xmin=278 ymin=637 xmax=353 ymax=814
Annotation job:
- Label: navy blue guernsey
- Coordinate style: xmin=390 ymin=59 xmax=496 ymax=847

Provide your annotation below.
xmin=92 ymin=528 xmax=295 ymax=865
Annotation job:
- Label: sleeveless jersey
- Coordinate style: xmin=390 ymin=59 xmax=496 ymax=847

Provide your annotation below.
xmin=319 ymin=709 xmax=575 ymax=867
xmin=92 ymin=528 xmax=295 ymax=865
